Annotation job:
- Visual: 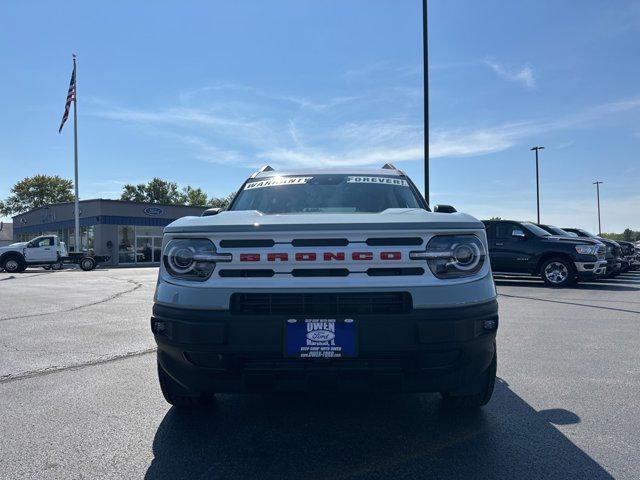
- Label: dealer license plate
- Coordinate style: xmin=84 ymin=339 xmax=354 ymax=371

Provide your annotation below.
xmin=285 ymin=318 xmax=357 ymax=358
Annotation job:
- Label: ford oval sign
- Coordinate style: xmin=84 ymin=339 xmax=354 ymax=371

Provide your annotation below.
xmin=144 ymin=207 xmax=163 ymax=216
xmin=306 ymin=330 xmax=336 ymax=343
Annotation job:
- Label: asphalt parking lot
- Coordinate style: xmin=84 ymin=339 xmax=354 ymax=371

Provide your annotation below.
xmin=0 ymin=267 xmax=639 ymax=479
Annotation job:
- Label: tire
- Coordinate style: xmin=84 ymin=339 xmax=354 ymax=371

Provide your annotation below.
xmin=80 ymin=257 xmax=96 ymax=271
xmin=157 ymin=361 xmax=213 ymax=408
xmin=540 ymin=257 xmax=575 ymax=287
xmin=51 ymin=262 xmax=63 ymax=271
xmin=1 ymin=255 xmax=27 ymax=273
xmin=441 ymin=349 xmax=497 ymax=409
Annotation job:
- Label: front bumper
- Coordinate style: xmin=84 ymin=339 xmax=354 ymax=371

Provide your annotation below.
xmin=574 ymin=260 xmax=607 ymax=279
xmin=152 ymin=299 xmax=498 ymax=394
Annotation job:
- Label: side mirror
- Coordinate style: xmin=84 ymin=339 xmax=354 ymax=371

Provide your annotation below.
xmin=433 ymin=204 xmax=457 ymax=213
xmin=512 ymin=229 xmax=526 ymax=238
xmin=202 ymin=208 xmax=222 ymax=217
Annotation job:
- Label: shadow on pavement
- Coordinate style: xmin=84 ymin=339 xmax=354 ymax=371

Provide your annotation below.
xmin=145 ymin=379 xmax=612 ymax=480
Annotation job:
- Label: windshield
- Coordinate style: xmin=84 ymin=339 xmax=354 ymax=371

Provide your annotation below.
xmin=547 ymin=225 xmax=573 ymax=236
xmin=230 ymin=174 xmax=424 ymax=214
xmin=522 ymin=222 xmax=551 ymax=237
xmin=578 ymin=229 xmax=598 ymax=238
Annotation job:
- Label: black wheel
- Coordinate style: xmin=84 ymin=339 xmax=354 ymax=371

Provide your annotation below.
xmin=157 ymin=361 xmax=213 ymax=408
xmin=441 ymin=349 xmax=497 ymax=408
xmin=80 ymin=257 xmax=96 ymax=271
xmin=51 ymin=262 xmax=63 ymax=271
xmin=1 ymin=255 xmax=27 ymax=273
xmin=540 ymin=257 xmax=575 ymax=287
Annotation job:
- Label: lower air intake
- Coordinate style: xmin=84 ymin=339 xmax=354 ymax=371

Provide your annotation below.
xmin=230 ymin=292 xmax=412 ymax=316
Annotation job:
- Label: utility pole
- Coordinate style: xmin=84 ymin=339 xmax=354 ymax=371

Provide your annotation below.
xmin=422 ymin=0 xmax=429 ymax=204
xmin=593 ymin=181 xmax=603 ymax=235
xmin=530 ymin=146 xmax=544 ymax=223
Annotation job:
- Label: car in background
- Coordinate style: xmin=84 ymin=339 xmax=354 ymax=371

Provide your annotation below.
xmin=562 ymin=228 xmax=623 ymax=277
xmin=483 ymin=220 xmax=607 ymax=287
xmin=536 ymin=224 xmax=607 ymax=278
xmin=633 ymin=245 xmax=640 ymax=270
xmin=618 ymin=241 xmax=637 ymax=272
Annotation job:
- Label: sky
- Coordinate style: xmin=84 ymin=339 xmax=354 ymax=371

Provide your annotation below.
xmin=1 ymin=0 xmax=639 ymax=232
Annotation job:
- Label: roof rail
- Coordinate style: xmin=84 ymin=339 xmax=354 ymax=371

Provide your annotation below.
xmin=381 ymin=162 xmax=408 ymax=177
xmin=250 ymin=165 xmax=275 ymax=178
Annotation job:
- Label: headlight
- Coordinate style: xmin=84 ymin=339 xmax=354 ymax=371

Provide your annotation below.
xmin=410 ymin=235 xmax=485 ymax=279
xmin=575 ymin=244 xmax=597 ymax=255
xmin=163 ymin=238 xmax=231 ymax=281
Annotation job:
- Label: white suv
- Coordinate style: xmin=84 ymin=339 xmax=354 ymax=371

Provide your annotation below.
xmin=151 ymin=165 xmax=498 ymax=408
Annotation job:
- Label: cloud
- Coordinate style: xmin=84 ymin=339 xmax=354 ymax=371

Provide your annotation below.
xmin=90 ymin=80 xmax=640 ymax=173
xmin=179 ymin=83 xmax=363 ymax=113
xmin=430 ymin=128 xmax=518 ymax=157
xmin=97 ymin=106 xmax=257 ymax=130
xmin=343 ymin=62 xmax=419 ymax=83
xmin=484 ymin=59 xmax=536 ymax=88
xmin=258 ymin=146 xmax=422 ymax=168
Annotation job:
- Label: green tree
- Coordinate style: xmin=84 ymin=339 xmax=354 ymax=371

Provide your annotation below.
xmin=121 ymin=183 xmax=148 ymax=203
xmin=623 ymin=228 xmax=635 ymax=242
xmin=0 ymin=175 xmax=74 ymax=216
xmin=120 ymin=178 xmax=182 ymax=204
xmin=209 ymin=192 xmax=235 ymax=209
xmin=120 ymin=178 xmax=234 ymax=208
xmin=601 ymin=230 xmax=640 ymax=242
xmin=180 ymin=186 xmax=210 ymax=207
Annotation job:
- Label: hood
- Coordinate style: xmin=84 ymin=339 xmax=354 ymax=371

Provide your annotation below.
xmin=164 ymin=208 xmax=484 ymax=233
xmin=596 ymin=237 xmax=619 ymax=248
xmin=0 ymin=241 xmax=26 ymax=253
xmin=543 ymin=236 xmax=602 ymax=246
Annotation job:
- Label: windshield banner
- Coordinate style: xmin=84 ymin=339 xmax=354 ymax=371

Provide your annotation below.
xmin=347 ymin=176 xmax=409 ymax=186
xmin=244 ymin=177 xmax=312 ymax=190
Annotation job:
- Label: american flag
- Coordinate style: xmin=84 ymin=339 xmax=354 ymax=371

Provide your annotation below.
xmin=58 ymin=62 xmax=76 ymax=133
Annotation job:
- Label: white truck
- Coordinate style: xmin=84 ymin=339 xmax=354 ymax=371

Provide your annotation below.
xmin=152 ymin=165 xmax=499 ymax=409
xmin=0 ymin=235 xmax=108 ymax=272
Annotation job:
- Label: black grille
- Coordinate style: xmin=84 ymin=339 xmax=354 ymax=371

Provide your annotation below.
xmin=366 ymin=237 xmax=423 ymax=246
xmin=219 ymin=239 xmax=275 ymax=248
xmin=230 ymin=292 xmax=412 ymax=315
xmin=219 ymin=269 xmax=275 ymax=278
xmin=291 ymin=269 xmax=350 ymax=277
xmin=291 ymin=238 xmax=349 ymax=247
xmin=367 ymin=268 xmax=424 ymax=276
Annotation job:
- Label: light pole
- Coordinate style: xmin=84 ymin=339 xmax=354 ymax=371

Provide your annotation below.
xmin=530 ymin=146 xmax=544 ymax=223
xmin=593 ymin=181 xmax=603 ymax=235
xmin=422 ymin=0 xmax=429 ymax=204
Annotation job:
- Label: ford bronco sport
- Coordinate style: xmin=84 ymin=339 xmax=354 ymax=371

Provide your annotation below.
xmin=151 ymin=165 xmax=498 ymax=408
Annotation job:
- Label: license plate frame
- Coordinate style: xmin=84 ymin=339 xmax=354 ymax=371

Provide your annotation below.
xmin=284 ymin=318 xmax=358 ymax=358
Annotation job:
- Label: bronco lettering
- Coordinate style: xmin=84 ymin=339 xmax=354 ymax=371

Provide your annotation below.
xmin=238 ymin=251 xmax=403 ymax=261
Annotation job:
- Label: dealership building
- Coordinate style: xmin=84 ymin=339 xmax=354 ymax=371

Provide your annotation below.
xmin=12 ymin=199 xmax=207 ymax=266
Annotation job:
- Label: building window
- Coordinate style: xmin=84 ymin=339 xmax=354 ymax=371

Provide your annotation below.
xmin=116 ymin=225 xmax=163 ymax=264
xmin=81 ymin=226 xmax=94 ymax=252
xmin=118 ymin=226 xmax=135 ymax=263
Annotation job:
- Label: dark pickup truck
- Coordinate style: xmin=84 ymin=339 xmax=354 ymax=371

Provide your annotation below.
xmin=618 ymin=241 xmax=637 ymax=273
xmin=562 ymin=228 xmax=623 ymax=277
xmin=483 ymin=220 xmax=607 ymax=287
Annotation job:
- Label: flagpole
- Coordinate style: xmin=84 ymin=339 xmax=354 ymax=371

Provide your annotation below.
xmin=72 ymin=54 xmax=80 ymax=252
